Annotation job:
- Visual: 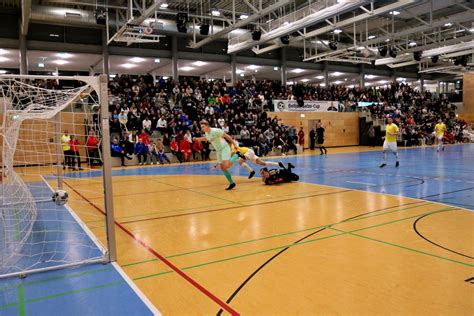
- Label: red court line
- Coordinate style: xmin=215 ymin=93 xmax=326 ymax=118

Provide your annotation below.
xmin=63 ymin=180 xmax=240 ymax=316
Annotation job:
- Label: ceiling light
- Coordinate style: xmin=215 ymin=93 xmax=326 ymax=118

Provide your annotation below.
xmin=273 ymin=66 xmax=279 ymax=71
xmin=38 ymin=63 xmax=45 ymax=68
xmin=130 ymin=57 xmax=145 ymax=63
xmin=211 ymin=10 xmax=220 ymax=17
xmin=396 ymin=77 xmax=405 ymax=81
xmin=240 ymin=14 xmax=249 ymax=19
xmin=320 ymin=83 xmax=326 ymax=87
xmin=246 ymin=65 xmax=259 ymax=70
xmin=122 ymin=63 xmax=135 ymax=68
xmin=283 ymin=21 xmax=289 ymax=26
xmin=408 ymin=41 xmax=417 ymax=47
xmin=470 ymin=28 xmax=474 ymax=32
xmin=0 ymin=70 xmax=7 ymax=74
xmin=385 ymin=38 xmax=391 ymax=42
xmin=344 ymin=78 xmax=347 ymax=81
xmin=379 ymin=80 xmax=388 ymax=84
xmin=236 ymin=69 xmax=244 ymax=74
xmin=332 ymin=72 xmax=343 ymax=76
xmin=160 ymin=3 xmax=169 ymax=8
xmin=49 ymin=33 xmax=60 ymax=37
xmin=389 ymin=11 xmax=400 ymax=15
xmin=334 ymin=80 xmax=342 ymax=84
xmin=444 ymin=22 xmax=452 ymax=27
xmin=286 ymin=81 xmax=294 ymax=85
xmin=57 ymin=53 xmax=71 ymax=58
xmin=162 ymin=76 xmax=169 ymax=79
xmin=53 ymin=60 xmax=68 ymax=65
xmin=109 ymin=74 xmax=116 ymax=78
xmin=154 ymin=58 xmax=161 ymax=63
xmin=301 ymin=79 xmax=309 ymax=82
xmin=365 ymin=74 xmax=375 ymax=79
xmin=0 ymin=49 xmax=8 ymax=55
xmin=51 ymin=71 xmax=58 ymax=76
xmin=254 ymin=69 xmax=258 ymax=73
xmin=193 ymin=61 xmax=207 ymax=66
xmin=0 ymin=57 xmax=9 ymax=62
xmin=316 ymin=75 xmax=324 ymax=79
xmin=180 ymin=66 xmax=194 ymax=71
xmin=368 ymin=35 xmax=376 ymax=40
xmin=266 ymin=19 xmax=274 ymax=23
xmin=333 ymin=29 xmax=342 ymax=34
xmin=240 ymin=73 xmax=244 ymax=77
xmin=292 ymin=68 xmax=304 ymax=73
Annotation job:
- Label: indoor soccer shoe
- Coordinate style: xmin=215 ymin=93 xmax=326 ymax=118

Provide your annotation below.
xmin=225 ymin=183 xmax=236 ymax=190
xmin=379 ymin=163 xmax=387 ymax=168
xmin=395 ymin=161 xmax=399 ymax=167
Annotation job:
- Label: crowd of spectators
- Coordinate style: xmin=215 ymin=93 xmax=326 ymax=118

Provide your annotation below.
xmin=105 ymin=74 xmax=470 ymax=166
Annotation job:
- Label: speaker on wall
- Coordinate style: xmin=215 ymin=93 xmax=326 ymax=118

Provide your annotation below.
xmin=252 ymin=30 xmax=262 ymax=41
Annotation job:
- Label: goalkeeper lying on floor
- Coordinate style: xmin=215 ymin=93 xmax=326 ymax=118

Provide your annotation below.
xmin=259 ymin=162 xmax=299 ymax=185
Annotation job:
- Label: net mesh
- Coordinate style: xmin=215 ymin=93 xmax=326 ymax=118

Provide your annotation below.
xmin=0 ymin=76 xmax=109 ymax=277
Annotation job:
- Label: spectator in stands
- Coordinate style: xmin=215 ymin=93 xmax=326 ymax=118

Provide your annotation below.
xmin=170 ymin=137 xmax=182 ymax=163
xmin=118 ymin=109 xmax=128 ymax=131
xmin=156 ymin=139 xmax=171 ymax=164
xmin=138 ymin=129 xmax=151 ymax=145
xmin=156 ymin=115 xmax=167 ymax=135
xmin=134 ymin=138 xmax=148 ymax=165
xmin=61 ymin=130 xmax=71 ymax=170
xmin=192 ymin=140 xmax=203 ymax=161
xmin=368 ymin=125 xmax=376 ymax=147
xmin=111 ymin=138 xmax=132 ymax=166
xmin=309 ymin=128 xmax=316 ymax=150
xmin=148 ymin=141 xmax=159 ymax=164
xmin=68 ymin=134 xmax=83 ymax=171
xmin=86 ymin=129 xmax=100 ymax=167
xmin=298 ymin=127 xmax=305 ymax=151
xmin=180 ymin=138 xmax=192 ymax=162
xmin=142 ymin=116 xmax=152 ymax=135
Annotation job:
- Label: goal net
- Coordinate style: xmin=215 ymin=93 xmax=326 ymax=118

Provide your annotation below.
xmin=0 ymin=75 xmax=115 ymax=279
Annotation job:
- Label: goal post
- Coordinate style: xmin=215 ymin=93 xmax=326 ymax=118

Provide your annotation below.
xmin=0 ymin=74 xmax=116 ymax=279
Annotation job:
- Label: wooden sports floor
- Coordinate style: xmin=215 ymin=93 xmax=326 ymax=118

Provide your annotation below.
xmin=54 ymin=145 xmax=474 ymax=314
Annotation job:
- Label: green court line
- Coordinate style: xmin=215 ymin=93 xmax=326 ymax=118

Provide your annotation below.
xmin=131 ymin=207 xmax=472 ymax=283
xmin=327 ymin=226 xmax=474 ymax=267
xmin=0 ymin=267 xmax=113 ymax=292
xmin=0 ymin=280 xmax=126 ymax=311
xmin=17 ymin=284 xmax=25 ymax=316
xmin=123 ymin=201 xmax=427 ymax=267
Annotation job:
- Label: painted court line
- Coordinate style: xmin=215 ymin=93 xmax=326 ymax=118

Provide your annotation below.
xmin=63 ymin=180 xmax=240 ymax=316
xmin=129 ymin=207 xmax=473 ymax=284
xmin=346 ymin=180 xmax=377 ymax=186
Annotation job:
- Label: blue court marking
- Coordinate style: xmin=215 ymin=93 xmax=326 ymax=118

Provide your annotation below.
xmin=66 ymin=144 xmax=474 ymax=211
xmin=0 ymin=181 xmax=156 ymax=315
xmin=0 ymin=263 xmax=154 ymax=315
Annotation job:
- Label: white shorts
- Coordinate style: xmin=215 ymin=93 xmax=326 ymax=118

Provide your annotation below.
xmin=437 ymin=134 xmax=443 ymax=141
xmin=383 ymin=141 xmax=397 ymax=152
xmin=244 ymin=149 xmax=258 ymax=162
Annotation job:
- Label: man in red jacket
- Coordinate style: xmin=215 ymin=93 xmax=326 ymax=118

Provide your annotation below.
xmin=68 ymin=134 xmax=83 ymax=171
xmin=170 ymin=137 xmax=182 ymax=163
xmin=138 ymin=129 xmax=151 ymax=145
xmin=86 ymin=130 xmax=100 ymax=167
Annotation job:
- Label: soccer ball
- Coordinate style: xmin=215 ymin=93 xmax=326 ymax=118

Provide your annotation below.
xmin=52 ymin=190 xmax=68 ymax=206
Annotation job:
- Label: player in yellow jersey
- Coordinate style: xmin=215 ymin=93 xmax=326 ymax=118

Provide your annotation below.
xmin=230 ymin=142 xmax=282 ymax=179
xmin=380 ymin=117 xmax=400 ymax=168
xmin=434 ymin=119 xmax=446 ymax=152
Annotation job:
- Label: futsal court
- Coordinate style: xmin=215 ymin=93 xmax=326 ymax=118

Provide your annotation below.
xmin=2 ymin=144 xmax=470 ymax=315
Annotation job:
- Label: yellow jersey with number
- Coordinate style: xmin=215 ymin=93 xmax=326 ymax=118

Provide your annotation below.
xmin=435 ymin=123 xmax=446 ymax=136
xmin=385 ymin=123 xmax=399 ymax=143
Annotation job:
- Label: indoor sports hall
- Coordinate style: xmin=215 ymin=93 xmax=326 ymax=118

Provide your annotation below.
xmin=0 ymin=0 xmax=473 ymax=315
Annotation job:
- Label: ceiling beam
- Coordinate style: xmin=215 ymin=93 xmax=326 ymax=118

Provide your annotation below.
xmin=228 ymin=0 xmax=367 ymax=54
xmin=252 ymin=0 xmax=417 ymax=55
xmin=189 ymin=0 xmax=291 ymax=49
xmin=21 ymin=0 xmax=31 ymax=35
